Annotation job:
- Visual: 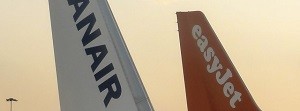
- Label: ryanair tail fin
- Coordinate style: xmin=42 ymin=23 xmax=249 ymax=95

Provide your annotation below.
xmin=48 ymin=0 xmax=153 ymax=111
xmin=176 ymin=11 xmax=261 ymax=111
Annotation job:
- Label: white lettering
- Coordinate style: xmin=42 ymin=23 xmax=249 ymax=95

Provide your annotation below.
xmin=196 ymin=36 xmax=208 ymax=52
xmin=192 ymin=24 xmax=242 ymax=109
xmin=230 ymin=91 xmax=242 ymax=108
xmin=207 ymin=56 xmax=223 ymax=73
xmin=204 ymin=47 xmax=214 ymax=62
xmin=223 ymin=82 xmax=234 ymax=97
xmin=216 ymin=69 xmax=232 ymax=85
xmin=192 ymin=25 xmax=202 ymax=39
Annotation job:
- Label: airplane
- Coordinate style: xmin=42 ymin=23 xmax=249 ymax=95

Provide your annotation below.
xmin=48 ymin=0 xmax=260 ymax=110
xmin=48 ymin=0 xmax=153 ymax=111
xmin=176 ymin=11 xmax=261 ymax=111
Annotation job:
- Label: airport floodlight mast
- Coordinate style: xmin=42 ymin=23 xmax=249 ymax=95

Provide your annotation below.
xmin=6 ymin=98 xmax=18 ymax=111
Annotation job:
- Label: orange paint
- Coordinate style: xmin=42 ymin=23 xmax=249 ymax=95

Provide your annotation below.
xmin=177 ymin=11 xmax=260 ymax=111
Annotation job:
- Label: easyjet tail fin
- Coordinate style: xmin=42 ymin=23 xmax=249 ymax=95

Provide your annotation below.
xmin=177 ymin=11 xmax=261 ymax=111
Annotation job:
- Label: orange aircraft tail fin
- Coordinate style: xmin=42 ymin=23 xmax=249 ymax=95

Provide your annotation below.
xmin=177 ymin=11 xmax=261 ymax=111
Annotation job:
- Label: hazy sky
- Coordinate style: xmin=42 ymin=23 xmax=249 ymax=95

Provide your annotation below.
xmin=1 ymin=0 xmax=300 ymax=111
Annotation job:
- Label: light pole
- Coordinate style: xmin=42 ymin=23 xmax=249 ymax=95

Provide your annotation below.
xmin=6 ymin=98 xmax=18 ymax=111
